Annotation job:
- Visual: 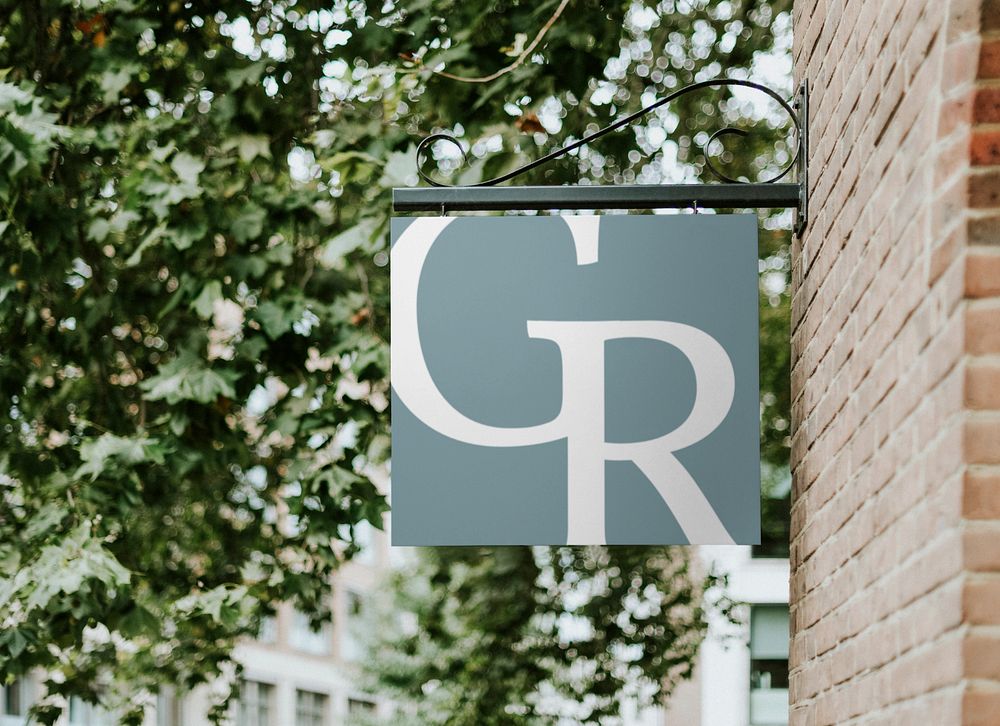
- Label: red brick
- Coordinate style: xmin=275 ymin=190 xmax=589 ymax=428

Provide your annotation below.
xmin=964 ymin=633 xmax=1000 ymax=679
xmin=966 ymin=358 xmax=1000 ymax=408
xmin=971 ymin=129 xmax=1000 ymax=165
xmin=968 ymin=213 xmax=1000 ymax=245
xmin=968 ymin=168 xmax=1000 ymax=207
xmin=983 ymin=0 xmax=1000 ymax=32
xmin=966 ymin=416 xmax=1000 ymax=464
xmin=964 ymin=524 xmax=1000 ymax=570
xmin=963 ymin=578 xmax=1000 ymax=623
xmin=966 ymin=301 xmax=1000 ymax=353
xmin=966 ymin=251 xmax=1000 ymax=296
xmin=964 ymin=686 xmax=1000 ymax=725
xmin=964 ymin=468 xmax=1000 ymax=518
xmin=973 ymin=85 xmax=1000 ymax=123
xmin=979 ymin=38 xmax=1000 ymax=77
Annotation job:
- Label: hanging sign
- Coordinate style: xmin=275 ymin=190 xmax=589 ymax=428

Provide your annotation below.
xmin=390 ymin=214 xmax=760 ymax=545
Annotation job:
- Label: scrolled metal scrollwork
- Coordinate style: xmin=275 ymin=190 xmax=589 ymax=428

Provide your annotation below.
xmin=415 ymin=78 xmax=802 ymax=188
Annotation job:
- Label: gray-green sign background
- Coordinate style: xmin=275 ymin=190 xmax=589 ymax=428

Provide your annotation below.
xmin=391 ymin=214 xmax=760 ymax=545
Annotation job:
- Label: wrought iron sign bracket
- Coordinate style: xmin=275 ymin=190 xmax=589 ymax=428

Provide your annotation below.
xmin=393 ymin=78 xmax=809 ymax=236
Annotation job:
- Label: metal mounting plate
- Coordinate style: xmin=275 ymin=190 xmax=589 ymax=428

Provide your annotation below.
xmin=392 ymin=78 xmax=809 ymax=229
xmin=794 ymin=81 xmax=809 ymax=236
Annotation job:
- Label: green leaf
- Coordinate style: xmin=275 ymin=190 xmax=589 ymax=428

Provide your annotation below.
xmin=175 ymin=584 xmax=252 ymax=623
xmin=0 ymin=524 xmax=131 ymax=615
xmin=227 ymin=134 xmax=272 ymax=163
xmin=378 ymin=146 xmax=418 ymax=188
xmin=255 ymin=298 xmax=305 ymax=339
xmin=125 ymin=223 xmax=166 ymax=267
xmin=6 ymin=629 xmax=27 ymax=657
xmin=87 ymin=217 xmax=111 ymax=243
xmin=191 ymin=280 xmax=223 ymax=319
xmin=325 ymin=150 xmax=379 ymax=183
xmin=140 ymin=351 xmax=238 ymax=404
xmin=109 ymin=209 xmax=141 ymax=233
xmin=168 ymin=411 xmax=189 ymax=436
xmin=264 ymin=241 xmax=293 ymax=266
xmin=225 ymin=61 xmax=267 ymax=89
xmin=170 ymin=151 xmax=205 ymax=185
xmin=120 ymin=605 xmax=160 ymax=637
xmin=99 ymin=68 xmax=132 ymax=103
xmin=319 ymin=218 xmax=378 ymax=268
xmin=169 ymin=219 xmax=208 ymax=251
xmin=231 ymin=202 xmax=266 ymax=243
xmin=75 ymin=433 xmax=161 ymax=481
xmin=23 ymin=503 xmax=67 ymax=540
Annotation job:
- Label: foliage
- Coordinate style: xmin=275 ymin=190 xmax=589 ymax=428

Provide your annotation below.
xmin=0 ymin=1 xmax=393 ymax=721
xmin=0 ymin=0 xmax=792 ymax=723
xmin=361 ymin=547 xmax=732 ymax=726
xmin=758 ymin=462 xmax=792 ymax=558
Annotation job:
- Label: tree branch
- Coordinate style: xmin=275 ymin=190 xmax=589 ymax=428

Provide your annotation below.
xmin=433 ymin=0 xmax=571 ymax=84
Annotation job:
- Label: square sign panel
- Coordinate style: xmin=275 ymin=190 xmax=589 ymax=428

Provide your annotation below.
xmin=390 ymin=214 xmax=760 ymax=545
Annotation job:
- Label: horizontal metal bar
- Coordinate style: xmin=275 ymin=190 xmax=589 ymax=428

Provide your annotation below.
xmin=392 ymin=183 xmax=802 ymax=212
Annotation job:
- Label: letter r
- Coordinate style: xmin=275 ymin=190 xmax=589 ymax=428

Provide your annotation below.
xmin=526 ymin=320 xmax=736 ymax=544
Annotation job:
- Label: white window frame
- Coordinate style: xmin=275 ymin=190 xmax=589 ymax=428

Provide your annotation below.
xmin=294 ymin=688 xmax=329 ymax=726
xmin=234 ymin=679 xmax=276 ymax=726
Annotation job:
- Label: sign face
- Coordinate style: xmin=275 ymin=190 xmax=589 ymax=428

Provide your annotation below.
xmin=390 ymin=214 xmax=760 ymax=545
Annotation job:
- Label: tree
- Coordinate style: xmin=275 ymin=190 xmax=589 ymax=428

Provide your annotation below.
xmin=0 ymin=0 xmax=792 ymax=723
xmin=362 ymin=547 xmax=734 ymax=726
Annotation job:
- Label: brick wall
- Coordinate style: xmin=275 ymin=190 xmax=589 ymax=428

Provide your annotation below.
xmin=791 ymin=0 xmax=1000 ymax=723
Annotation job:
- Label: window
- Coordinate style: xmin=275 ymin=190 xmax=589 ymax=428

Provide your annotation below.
xmin=340 ymin=590 xmax=366 ymax=662
xmin=290 ymin=610 xmax=331 ymax=655
xmin=156 ymin=689 xmax=183 ymax=726
xmin=347 ymin=697 xmax=376 ymax=716
xmin=749 ymin=605 xmax=789 ymax=726
xmin=2 ymin=679 xmax=30 ymax=724
xmin=234 ymin=680 xmax=274 ymax=726
xmin=295 ymin=689 xmax=327 ymax=726
xmin=3 ymin=681 xmax=23 ymax=716
xmin=68 ymin=696 xmax=115 ymax=726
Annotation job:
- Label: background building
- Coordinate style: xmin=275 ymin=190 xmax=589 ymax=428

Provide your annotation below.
xmin=172 ymin=519 xmax=391 ymax=726
xmin=658 ymin=543 xmax=790 ymax=726
xmin=0 ymin=521 xmax=391 ymax=726
xmin=2 ymin=535 xmax=791 ymax=726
